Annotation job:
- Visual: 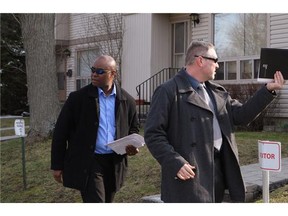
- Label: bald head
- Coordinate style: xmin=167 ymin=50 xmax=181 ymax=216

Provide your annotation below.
xmin=94 ymin=55 xmax=117 ymax=71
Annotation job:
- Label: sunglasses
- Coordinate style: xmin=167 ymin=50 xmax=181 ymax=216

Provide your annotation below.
xmin=90 ymin=67 xmax=110 ymax=75
xmin=194 ymin=55 xmax=218 ymax=63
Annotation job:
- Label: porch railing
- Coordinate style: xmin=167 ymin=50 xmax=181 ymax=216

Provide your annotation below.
xmin=135 ymin=67 xmax=181 ymax=125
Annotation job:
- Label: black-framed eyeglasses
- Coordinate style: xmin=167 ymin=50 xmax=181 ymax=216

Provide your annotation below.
xmin=90 ymin=67 xmax=110 ymax=75
xmin=194 ymin=55 xmax=218 ymax=63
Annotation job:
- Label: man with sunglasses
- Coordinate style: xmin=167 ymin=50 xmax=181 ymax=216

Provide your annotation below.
xmin=51 ymin=55 xmax=139 ymax=202
xmin=144 ymin=41 xmax=285 ymax=203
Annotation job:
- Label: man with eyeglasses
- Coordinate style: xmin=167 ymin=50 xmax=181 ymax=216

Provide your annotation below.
xmin=51 ymin=55 xmax=139 ymax=202
xmin=144 ymin=41 xmax=285 ymax=203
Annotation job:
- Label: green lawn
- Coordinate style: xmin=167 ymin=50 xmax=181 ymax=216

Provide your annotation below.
xmin=1 ymin=128 xmax=287 ymax=203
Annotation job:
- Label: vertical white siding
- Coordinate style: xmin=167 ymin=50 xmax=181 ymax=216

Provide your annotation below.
xmin=150 ymin=14 xmax=171 ymax=75
xmin=121 ymin=14 xmax=152 ymax=99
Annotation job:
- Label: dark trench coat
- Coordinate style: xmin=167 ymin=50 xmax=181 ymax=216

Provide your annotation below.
xmin=51 ymin=83 xmax=139 ymax=191
xmin=144 ymin=69 xmax=276 ymax=202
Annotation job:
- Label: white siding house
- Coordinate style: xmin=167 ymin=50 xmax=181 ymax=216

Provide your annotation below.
xmin=122 ymin=13 xmax=153 ymax=98
xmin=55 ymin=13 xmax=288 ymax=130
xmin=269 ymin=14 xmax=288 ymax=122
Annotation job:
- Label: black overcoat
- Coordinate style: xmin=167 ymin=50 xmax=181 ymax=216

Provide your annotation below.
xmin=144 ymin=69 xmax=276 ymax=202
xmin=51 ymin=83 xmax=139 ymax=191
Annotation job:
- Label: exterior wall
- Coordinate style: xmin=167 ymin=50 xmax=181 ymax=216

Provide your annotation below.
xmin=270 ymin=13 xmax=288 ymax=48
xmin=267 ymin=13 xmax=288 ymax=119
xmin=191 ymin=13 xmax=212 ymax=42
xmin=150 ymin=14 xmax=171 ymax=75
xmin=69 ymin=13 xmax=103 ymax=40
xmin=121 ymin=14 xmax=152 ymax=98
xmin=122 ymin=14 xmax=171 ymax=99
xmin=55 ymin=14 xmax=70 ymax=41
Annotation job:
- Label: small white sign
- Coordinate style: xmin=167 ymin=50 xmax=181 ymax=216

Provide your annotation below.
xmin=14 ymin=119 xmax=25 ymax=136
xmin=258 ymin=140 xmax=281 ymax=172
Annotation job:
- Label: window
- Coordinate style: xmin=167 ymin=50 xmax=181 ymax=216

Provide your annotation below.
xmin=175 ymin=22 xmax=185 ymax=53
xmin=172 ymin=21 xmax=188 ymax=68
xmin=226 ymin=61 xmax=237 ymax=80
xmin=214 ymin=14 xmax=267 ymax=81
xmin=215 ymin=61 xmax=237 ymax=80
xmin=76 ymin=49 xmax=99 ymax=90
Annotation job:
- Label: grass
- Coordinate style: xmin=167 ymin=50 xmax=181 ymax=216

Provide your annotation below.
xmin=1 ymin=118 xmax=288 ymax=203
xmin=237 ymin=131 xmax=288 ymax=165
xmin=1 ymin=138 xmax=82 ymax=203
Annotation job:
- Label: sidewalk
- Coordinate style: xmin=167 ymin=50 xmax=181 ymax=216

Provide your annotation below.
xmin=240 ymin=157 xmax=288 ymax=202
xmin=141 ymin=158 xmax=288 ymax=203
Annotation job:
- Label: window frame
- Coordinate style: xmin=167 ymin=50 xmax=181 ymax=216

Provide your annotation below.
xmin=212 ymin=13 xmax=267 ymax=83
xmin=75 ymin=48 xmax=99 ymax=90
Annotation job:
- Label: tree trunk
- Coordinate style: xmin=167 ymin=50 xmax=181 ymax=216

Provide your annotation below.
xmin=20 ymin=13 xmax=60 ymax=143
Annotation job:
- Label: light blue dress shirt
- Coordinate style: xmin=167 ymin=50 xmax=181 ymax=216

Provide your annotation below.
xmin=95 ymin=85 xmax=116 ymax=154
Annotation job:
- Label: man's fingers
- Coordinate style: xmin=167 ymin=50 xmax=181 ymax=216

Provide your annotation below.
xmin=126 ymin=145 xmax=139 ymax=156
xmin=176 ymin=164 xmax=196 ymax=180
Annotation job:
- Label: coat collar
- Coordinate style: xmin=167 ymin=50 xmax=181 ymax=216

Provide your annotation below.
xmin=86 ymin=82 xmax=128 ymax=121
xmin=86 ymin=83 xmax=127 ymax=101
xmin=175 ymin=68 xmax=229 ymax=112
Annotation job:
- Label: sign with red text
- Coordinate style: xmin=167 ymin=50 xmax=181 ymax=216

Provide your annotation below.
xmin=258 ymin=140 xmax=281 ymax=172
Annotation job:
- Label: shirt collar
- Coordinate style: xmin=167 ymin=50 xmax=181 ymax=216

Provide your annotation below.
xmin=98 ymin=84 xmax=117 ymax=97
xmin=183 ymin=68 xmax=202 ymax=90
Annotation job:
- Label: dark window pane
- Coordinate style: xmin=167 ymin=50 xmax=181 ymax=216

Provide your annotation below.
xmin=175 ymin=22 xmax=184 ymax=53
xmin=240 ymin=60 xmax=252 ymax=79
xmin=215 ymin=62 xmax=224 ymax=80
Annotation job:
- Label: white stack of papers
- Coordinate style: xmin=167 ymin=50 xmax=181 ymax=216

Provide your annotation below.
xmin=107 ymin=133 xmax=145 ymax=155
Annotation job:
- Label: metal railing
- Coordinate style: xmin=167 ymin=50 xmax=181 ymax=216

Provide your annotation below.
xmin=135 ymin=67 xmax=181 ymax=124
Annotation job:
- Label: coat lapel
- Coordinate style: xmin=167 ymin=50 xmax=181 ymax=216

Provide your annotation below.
xmin=175 ymin=72 xmax=212 ymax=111
xmin=205 ymin=82 xmax=229 ymax=114
xmin=186 ymin=92 xmax=211 ymax=110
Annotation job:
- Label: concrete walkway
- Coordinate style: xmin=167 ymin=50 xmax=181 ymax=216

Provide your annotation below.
xmin=141 ymin=158 xmax=288 ymax=203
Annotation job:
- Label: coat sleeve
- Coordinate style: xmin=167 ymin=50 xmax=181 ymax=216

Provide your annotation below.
xmin=128 ymin=96 xmax=139 ymax=135
xmin=50 ymin=93 xmax=75 ymax=170
xmin=229 ymin=85 xmax=276 ymax=126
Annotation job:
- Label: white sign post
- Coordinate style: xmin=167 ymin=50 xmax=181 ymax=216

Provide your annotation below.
xmin=14 ymin=119 xmax=27 ymax=189
xmin=258 ymin=140 xmax=281 ymax=203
